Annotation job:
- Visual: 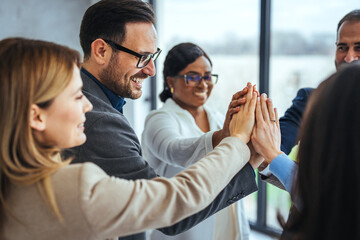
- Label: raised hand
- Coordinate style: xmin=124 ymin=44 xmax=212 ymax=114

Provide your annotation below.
xmin=212 ymin=84 xmax=253 ymax=147
xmin=251 ymin=93 xmax=283 ymax=163
xmin=229 ymin=83 xmax=257 ymax=143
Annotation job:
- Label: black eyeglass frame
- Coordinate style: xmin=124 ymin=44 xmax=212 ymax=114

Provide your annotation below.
xmin=103 ymin=39 xmax=161 ymax=68
xmin=173 ymin=74 xmax=219 ymax=86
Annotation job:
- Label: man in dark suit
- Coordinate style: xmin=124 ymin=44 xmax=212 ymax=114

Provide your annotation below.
xmin=261 ymin=9 xmax=360 ymax=193
xmin=66 ymin=1 xmax=259 ymax=239
xmin=280 ymin=9 xmax=360 ymax=156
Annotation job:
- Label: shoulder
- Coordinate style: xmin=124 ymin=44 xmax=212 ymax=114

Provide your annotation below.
xmin=50 ymin=163 xmax=109 ymax=205
xmin=145 ymin=99 xmax=184 ymax=122
xmin=53 ymin=163 xmax=107 ymax=183
xmin=53 ymin=163 xmax=110 ymax=194
xmin=294 ymin=87 xmax=314 ymax=101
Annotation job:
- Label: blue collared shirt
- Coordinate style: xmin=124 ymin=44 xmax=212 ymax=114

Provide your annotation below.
xmin=81 ymin=67 xmax=126 ymax=113
xmin=269 ymin=153 xmax=301 ymax=209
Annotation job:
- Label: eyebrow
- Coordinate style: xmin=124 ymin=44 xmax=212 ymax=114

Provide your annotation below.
xmin=337 ymin=42 xmax=360 ymax=46
xmin=337 ymin=42 xmax=347 ymax=46
xmin=185 ymin=71 xmax=211 ymax=75
xmin=138 ymin=49 xmax=158 ymax=55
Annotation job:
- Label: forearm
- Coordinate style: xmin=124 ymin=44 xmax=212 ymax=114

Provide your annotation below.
xmin=143 ymin=120 xmax=214 ymax=167
xmin=157 ymin=163 xmax=257 ymax=235
xmin=269 ymin=154 xmax=297 ymax=193
xmin=212 ymin=129 xmax=226 ymax=148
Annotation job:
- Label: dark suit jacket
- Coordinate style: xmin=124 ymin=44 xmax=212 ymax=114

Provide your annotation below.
xmin=279 ymin=87 xmax=314 ymax=155
xmin=260 ymin=87 xmax=314 ymax=190
xmin=64 ymin=69 xmax=258 ymax=240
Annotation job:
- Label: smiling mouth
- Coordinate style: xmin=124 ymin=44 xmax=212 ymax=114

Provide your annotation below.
xmin=194 ymin=92 xmax=207 ymax=97
xmin=131 ymin=77 xmax=145 ymax=84
xmin=78 ymin=120 xmax=85 ymax=129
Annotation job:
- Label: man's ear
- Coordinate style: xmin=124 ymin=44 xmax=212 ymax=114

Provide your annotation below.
xmin=29 ymin=104 xmax=46 ymax=131
xmin=91 ymin=38 xmax=113 ymax=65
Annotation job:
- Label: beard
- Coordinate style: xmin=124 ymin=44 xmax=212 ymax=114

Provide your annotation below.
xmin=98 ymin=53 xmax=146 ymax=99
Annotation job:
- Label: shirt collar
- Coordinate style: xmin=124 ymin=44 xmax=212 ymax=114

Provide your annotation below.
xmin=81 ymin=67 xmax=126 ymax=113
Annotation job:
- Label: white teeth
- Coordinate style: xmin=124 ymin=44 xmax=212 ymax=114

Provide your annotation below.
xmin=194 ymin=92 xmax=206 ymax=96
xmin=132 ymin=78 xmax=144 ymax=84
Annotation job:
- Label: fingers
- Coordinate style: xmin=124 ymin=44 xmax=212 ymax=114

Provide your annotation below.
xmin=245 ymin=83 xmax=254 ymax=105
xmin=255 ymin=98 xmax=264 ymax=124
xmin=227 ymin=106 xmax=241 ymax=117
xmin=267 ymin=98 xmax=276 ymax=123
xmin=260 ymin=93 xmax=270 ymax=122
xmin=228 ymin=98 xmax=246 ymax=109
xmin=232 ymin=86 xmax=248 ymax=100
xmin=275 ymin=108 xmax=280 ymax=128
xmin=248 ymin=92 xmax=257 ymax=114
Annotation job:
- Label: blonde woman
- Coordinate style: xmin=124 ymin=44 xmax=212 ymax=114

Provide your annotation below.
xmin=0 ymin=38 xmax=259 ymax=239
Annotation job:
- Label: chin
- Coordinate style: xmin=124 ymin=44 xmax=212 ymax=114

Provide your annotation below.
xmin=70 ymin=135 xmax=87 ymax=148
xmin=130 ymin=91 xmax=142 ymax=99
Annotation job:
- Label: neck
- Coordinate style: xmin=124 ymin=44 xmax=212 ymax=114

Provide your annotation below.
xmin=82 ymin=61 xmax=102 ymax=83
xmin=172 ymin=98 xmax=209 ymax=132
xmin=173 ymin=98 xmax=204 ymax=118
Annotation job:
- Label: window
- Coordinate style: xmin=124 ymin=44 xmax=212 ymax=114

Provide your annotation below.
xmin=155 ymin=0 xmax=260 ymax=224
xmin=267 ymin=0 xmax=359 ymax=230
xmin=153 ymin=0 xmax=360 ymax=236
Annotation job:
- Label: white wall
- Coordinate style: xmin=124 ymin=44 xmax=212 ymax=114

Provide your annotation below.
xmin=0 ymin=0 xmax=150 ymax=137
xmin=0 ymin=0 xmax=90 ymax=53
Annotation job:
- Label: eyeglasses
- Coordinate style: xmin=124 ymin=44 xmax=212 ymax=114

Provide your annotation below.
xmin=174 ymin=74 xmax=219 ymax=86
xmin=103 ymin=39 xmax=162 ymax=68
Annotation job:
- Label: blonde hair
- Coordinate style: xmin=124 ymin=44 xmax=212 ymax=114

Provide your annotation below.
xmin=0 ymin=38 xmax=81 ymax=222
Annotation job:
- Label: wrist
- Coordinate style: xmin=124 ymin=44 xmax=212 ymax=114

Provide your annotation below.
xmin=264 ymin=150 xmax=284 ymax=164
xmin=212 ymin=130 xmax=225 ymax=147
xmin=231 ymin=133 xmax=249 ymax=143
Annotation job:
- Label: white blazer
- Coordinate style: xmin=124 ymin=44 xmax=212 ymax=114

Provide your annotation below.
xmin=142 ymin=98 xmax=251 ymax=240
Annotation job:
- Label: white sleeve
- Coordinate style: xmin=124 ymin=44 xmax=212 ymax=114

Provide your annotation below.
xmin=142 ymin=111 xmax=214 ymax=168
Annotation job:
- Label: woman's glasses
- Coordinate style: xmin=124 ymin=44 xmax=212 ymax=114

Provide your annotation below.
xmin=174 ymin=74 xmax=218 ymax=86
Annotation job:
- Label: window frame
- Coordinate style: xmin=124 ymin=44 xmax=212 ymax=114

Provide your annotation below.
xmin=149 ymin=0 xmax=281 ymax=237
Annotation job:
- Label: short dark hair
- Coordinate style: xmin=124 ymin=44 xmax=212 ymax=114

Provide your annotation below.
xmin=79 ymin=0 xmax=155 ymax=59
xmin=159 ymin=42 xmax=212 ymax=102
xmin=337 ymin=9 xmax=360 ymax=35
xmin=284 ymin=63 xmax=360 ymax=239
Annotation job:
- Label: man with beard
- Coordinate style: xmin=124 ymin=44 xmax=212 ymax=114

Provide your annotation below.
xmin=66 ymin=1 xmax=259 ymax=240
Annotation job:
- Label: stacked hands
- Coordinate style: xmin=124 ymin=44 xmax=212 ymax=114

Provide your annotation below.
xmin=223 ymin=82 xmax=284 ymax=170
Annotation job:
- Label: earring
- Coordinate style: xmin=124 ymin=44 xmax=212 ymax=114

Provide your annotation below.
xmin=170 ymin=88 xmax=174 ymax=94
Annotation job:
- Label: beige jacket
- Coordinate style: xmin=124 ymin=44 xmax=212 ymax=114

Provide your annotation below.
xmin=1 ymin=137 xmax=250 ymax=240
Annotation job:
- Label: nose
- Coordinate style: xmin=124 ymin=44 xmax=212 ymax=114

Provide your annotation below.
xmin=142 ymin=59 xmax=156 ymax=77
xmin=344 ymin=48 xmax=359 ymax=63
xmin=83 ymin=95 xmax=93 ymax=113
xmin=197 ymin=77 xmax=208 ymax=88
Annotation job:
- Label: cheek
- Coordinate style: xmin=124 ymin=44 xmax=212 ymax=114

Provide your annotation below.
xmin=207 ymin=86 xmax=213 ymax=96
xmin=59 ymin=107 xmax=83 ymax=135
xmin=335 ymin=52 xmax=345 ymax=62
xmin=180 ymin=87 xmax=194 ymax=99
